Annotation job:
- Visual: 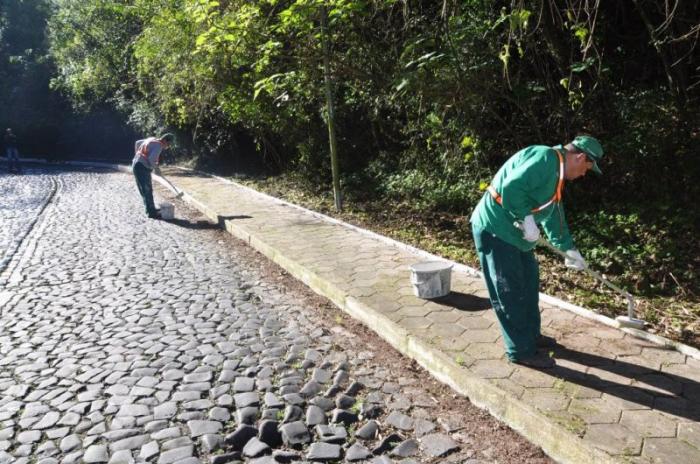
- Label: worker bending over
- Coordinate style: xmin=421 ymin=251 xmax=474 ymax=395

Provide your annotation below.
xmin=470 ymin=135 xmax=604 ymax=367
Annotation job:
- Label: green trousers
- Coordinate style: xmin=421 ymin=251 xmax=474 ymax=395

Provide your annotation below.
xmin=133 ymin=162 xmax=157 ymax=217
xmin=472 ymin=225 xmax=541 ymax=361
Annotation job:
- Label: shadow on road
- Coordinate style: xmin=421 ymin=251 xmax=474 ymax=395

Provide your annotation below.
xmin=218 ymin=215 xmax=253 ymax=223
xmin=164 ymin=218 xmax=220 ymax=230
xmin=539 ymin=346 xmax=700 ymax=422
xmin=430 ymin=291 xmax=492 ymax=312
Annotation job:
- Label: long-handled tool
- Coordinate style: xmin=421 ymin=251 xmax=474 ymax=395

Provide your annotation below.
xmin=515 ymin=222 xmax=646 ymax=329
xmin=155 ymin=170 xmax=184 ymax=199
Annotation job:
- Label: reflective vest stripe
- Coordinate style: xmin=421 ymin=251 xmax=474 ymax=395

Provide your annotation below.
xmin=138 ymin=138 xmax=162 ymax=159
xmin=487 ymin=149 xmax=565 ymax=213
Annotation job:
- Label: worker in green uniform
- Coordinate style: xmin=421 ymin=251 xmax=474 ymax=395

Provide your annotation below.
xmin=470 ymin=135 xmax=603 ymax=367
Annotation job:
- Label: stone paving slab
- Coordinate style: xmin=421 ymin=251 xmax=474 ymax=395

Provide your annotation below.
xmin=159 ymin=166 xmax=700 ymax=464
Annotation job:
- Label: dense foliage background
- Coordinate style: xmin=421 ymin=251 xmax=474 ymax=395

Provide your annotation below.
xmin=2 ymin=0 xmax=699 ymax=340
xmin=0 ymin=0 xmax=135 ymax=158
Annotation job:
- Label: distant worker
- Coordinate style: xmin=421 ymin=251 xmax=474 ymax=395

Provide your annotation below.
xmin=4 ymin=128 xmax=21 ymax=173
xmin=132 ymin=133 xmax=174 ymax=219
xmin=470 ymin=135 xmax=604 ymax=367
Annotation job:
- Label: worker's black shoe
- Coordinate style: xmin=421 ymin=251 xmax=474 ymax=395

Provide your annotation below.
xmin=509 ymin=352 xmax=555 ymax=368
xmin=148 ymin=212 xmax=162 ymax=220
xmin=536 ymin=335 xmax=557 ymax=348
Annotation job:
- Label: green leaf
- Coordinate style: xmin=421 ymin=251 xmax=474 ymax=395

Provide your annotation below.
xmin=571 ymin=57 xmax=595 ymax=73
xmin=253 ymin=86 xmax=264 ymax=100
xmin=498 ymin=44 xmax=510 ymax=65
xmin=572 ymin=25 xmax=589 ymax=47
xmin=509 ymin=8 xmax=532 ymax=30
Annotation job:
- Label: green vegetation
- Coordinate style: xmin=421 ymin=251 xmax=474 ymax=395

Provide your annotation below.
xmin=547 ymin=411 xmax=586 ymax=437
xmin=2 ymin=1 xmax=698 ymax=345
xmin=350 ymin=400 xmax=362 ymax=415
xmin=0 ymin=0 xmax=136 ymax=158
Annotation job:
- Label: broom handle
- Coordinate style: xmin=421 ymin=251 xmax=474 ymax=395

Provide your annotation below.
xmin=156 ymin=171 xmax=183 ymax=196
xmin=513 ymin=222 xmax=635 ymax=303
xmin=535 ymin=236 xmax=634 ymax=300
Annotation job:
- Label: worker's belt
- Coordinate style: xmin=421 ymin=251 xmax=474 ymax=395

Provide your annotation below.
xmin=487 ymin=148 xmax=565 ymax=213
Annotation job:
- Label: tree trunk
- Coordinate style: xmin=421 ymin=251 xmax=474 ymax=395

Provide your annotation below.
xmin=320 ymin=5 xmax=343 ymax=211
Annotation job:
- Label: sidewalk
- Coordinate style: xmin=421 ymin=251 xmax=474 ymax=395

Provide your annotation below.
xmin=157 ymin=166 xmax=700 ymax=464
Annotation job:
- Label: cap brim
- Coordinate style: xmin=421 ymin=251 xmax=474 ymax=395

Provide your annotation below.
xmin=581 ymin=151 xmax=602 ymax=175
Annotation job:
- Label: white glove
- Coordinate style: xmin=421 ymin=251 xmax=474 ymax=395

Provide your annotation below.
xmin=565 ymin=249 xmax=587 ymax=271
xmin=521 ymin=215 xmax=540 ymax=242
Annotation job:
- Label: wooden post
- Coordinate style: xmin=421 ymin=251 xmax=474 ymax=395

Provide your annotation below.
xmin=320 ymin=4 xmax=342 ymax=211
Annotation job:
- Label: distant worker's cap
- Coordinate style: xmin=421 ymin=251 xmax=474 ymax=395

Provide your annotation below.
xmin=571 ymin=135 xmax=603 ymax=175
xmin=159 ymin=133 xmax=175 ymax=144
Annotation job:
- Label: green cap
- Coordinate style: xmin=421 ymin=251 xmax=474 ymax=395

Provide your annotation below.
xmin=160 ymin=133 xmax=175 ymax=144
xmin=571 ymin=135 xmax=603 ymax=174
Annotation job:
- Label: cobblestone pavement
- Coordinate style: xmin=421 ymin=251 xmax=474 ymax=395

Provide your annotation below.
xmin=0 ymin=167 xmax=551 ymax=463
xmin=156 ymin=166 xmax=700 ymax=464
xmin=0 ymin=171 xmax=56 ymax=277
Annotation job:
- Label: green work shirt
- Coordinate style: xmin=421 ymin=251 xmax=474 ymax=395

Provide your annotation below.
xmin=470 ymin=144 xmax=575 ymax=252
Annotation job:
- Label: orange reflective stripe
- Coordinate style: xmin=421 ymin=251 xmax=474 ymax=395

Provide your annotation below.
xmin=486 ymin=185 xmax=502 ymax=205
xmin=531 ymin=148 xmax=565 ymax=212
xmin=488 ymin=148 xmax=565 ymax=213
xmin=138 ymin=138 xmax=163 ymax=159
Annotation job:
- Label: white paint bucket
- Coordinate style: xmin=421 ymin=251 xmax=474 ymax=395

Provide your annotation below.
xmin=159 ymin=202 xmax=174 ymax=220
xmin=409 ymin=261 xmax=453 ymax=299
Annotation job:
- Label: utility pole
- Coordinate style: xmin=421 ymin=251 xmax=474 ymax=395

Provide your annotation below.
xmin=320 ymin=4 xmax=342 ymax=211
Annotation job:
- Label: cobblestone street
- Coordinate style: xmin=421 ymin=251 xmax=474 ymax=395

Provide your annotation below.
xmin=0 ymin=166 xmax=550 ymax=464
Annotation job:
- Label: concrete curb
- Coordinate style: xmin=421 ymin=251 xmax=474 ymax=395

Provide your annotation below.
xmin=168 ymin=164 xmax=700 ymax=362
